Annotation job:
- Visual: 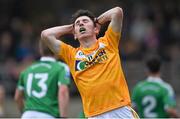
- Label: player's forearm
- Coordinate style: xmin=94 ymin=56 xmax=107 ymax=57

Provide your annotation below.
xmin=15 ymin=98 xmax=24 ymax=113
xmin=14 ymin=89 xmax=24 ymax=113
xmin=18 ymin=100 xmax=24 ymax=113
xmin=97 ymin=7 xmax=123 ymax=25
xmin=41 ymin=24 xmax=73 ymax=39
xmin=59 ymin=87 xmax=69 ymax=117
xmin=59 ymin=95 xmax=69 ymax=117
xmin=41 ymin=24 xmax=73 ymax=54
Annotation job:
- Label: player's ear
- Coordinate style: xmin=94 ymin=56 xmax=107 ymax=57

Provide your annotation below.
xmin=94 ymin=25 xmax=100 ymax=36
xmin=94 ymin=18 xmax=101 ymax=35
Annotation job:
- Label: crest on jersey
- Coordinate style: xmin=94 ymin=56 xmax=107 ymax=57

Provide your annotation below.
xmin=75 ymin=60 xmax=86 ymax=71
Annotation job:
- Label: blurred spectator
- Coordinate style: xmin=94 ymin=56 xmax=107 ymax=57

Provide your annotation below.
xmin=0 ymin=31 xmax=14 ymax=62
xmin=0 ymin=85 xmax=5 ymax=117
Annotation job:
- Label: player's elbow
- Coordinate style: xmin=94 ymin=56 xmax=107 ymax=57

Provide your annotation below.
xmin=41 ymin=29 xmax=55 ymax=41
xmin=114 ymin=7 xmax=123 ymax=18
xmin=60 ymin=86 xmax=69 ymax=95
xmin=14 ymin=90 xmax=23 ymax=103
xmin=59 ymin=85 xmax=69 ymax=99
xmin=41 ymin=30 xmax=49 ymax=40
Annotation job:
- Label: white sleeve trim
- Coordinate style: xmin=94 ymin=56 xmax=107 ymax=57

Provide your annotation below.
xmin=18 ymin=86 xmax=24 ymax=90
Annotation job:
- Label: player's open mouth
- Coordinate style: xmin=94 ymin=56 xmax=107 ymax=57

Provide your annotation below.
xmin=79 ymin=27 xmax=86 ymax=33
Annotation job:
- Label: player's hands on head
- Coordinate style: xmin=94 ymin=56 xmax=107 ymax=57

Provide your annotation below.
xmin=94 ymin=18 xmax=101 ymax=34
xmin=94 ymin=18 xmax=102 ymax=26
xmin=69 ymin=24 xmax=74 ymax=34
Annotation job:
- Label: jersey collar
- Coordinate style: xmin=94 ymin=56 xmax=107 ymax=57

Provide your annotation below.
xmin=40 ymin=56 xmax=56 ymax=62
xmin=147 ymin=76 xmax=163 ymax=83
xmin=80 ymin=40 xmax=99 ymax=55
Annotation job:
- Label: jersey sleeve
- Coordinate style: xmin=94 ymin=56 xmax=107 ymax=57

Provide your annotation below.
xmin=17 ymin=72 xmax=25 ymax=90
xmin=58 ymin=41 xmax=74 ymax=65
xmin=100 ymin=26 xmax=121 ymax=52
xmin=58 ymin=66 xmax=71 ymax=86
xmin=163 ymin=84 xmax=176 ymax=109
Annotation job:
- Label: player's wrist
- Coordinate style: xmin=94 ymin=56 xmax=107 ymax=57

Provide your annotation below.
xmin=95 ymin=18 xmax=102 ymax=26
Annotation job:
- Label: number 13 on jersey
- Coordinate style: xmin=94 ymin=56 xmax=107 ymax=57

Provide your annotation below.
xmin=27 ymin=73 xmax=48 ymax=98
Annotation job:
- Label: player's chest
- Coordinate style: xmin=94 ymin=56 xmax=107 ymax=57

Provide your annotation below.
xmin=74 ymin=42 xmax=111 ymax=71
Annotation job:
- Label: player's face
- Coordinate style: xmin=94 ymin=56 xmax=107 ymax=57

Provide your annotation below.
xmin=74 ymin=16 xmax=97 ymax=40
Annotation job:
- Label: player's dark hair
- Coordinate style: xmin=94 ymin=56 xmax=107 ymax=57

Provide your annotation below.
xmin=39 ymin=40 xmax=54 ymax=56
xmin=71 ymin=9 xmax=96 ymax=26
xmin=146 ymin=57 xmax=161 ymax=73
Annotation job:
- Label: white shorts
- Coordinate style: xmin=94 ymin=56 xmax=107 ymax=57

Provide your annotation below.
xmin=88 ymin=106 xmax=139 ymax=119
xmin=21 ymin=110 xmax=55 ymax=119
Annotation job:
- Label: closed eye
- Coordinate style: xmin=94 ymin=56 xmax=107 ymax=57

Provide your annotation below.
xmin=75 ymin=21 xmax=80 ymax=26
xmin=83 ymin=19 xmax=89 ymax=23
xmin=75 ymin=18 xmax=89 ymax=26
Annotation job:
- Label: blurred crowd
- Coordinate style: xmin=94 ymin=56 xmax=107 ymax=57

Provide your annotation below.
xmin=122 ymin=0 xmax=180 ymax=61
xmin=0 ymin=0 xmax=180 ymax=116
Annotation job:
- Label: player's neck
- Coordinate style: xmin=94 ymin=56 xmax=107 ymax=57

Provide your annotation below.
xmin=79 ymin=36 xmax=97 ymax=48
xmin=149 ymin=72 xmax=160 ymax=78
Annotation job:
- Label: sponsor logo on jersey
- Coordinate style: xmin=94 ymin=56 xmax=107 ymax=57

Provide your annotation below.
xmin=75 ymin=48 xmax=108 ymax=71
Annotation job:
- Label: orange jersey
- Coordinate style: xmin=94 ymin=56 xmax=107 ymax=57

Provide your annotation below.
xmin=58 ymin=26 xmax=131 ymax=117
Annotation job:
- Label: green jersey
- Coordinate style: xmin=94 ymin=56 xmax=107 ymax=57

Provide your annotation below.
xmin=132 ymin=76 xmax=176 ymax=118
xmin=17 ymin=57 xmax=70 ymax=117
xmin=79 ymin=111 xmax=86 ymax=119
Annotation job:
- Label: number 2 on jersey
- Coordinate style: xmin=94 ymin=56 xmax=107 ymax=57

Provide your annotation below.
xmin=27 ymin=73 xmax=48 ymax=98
xmin=142 ymin=95 xmax=157 ymax=117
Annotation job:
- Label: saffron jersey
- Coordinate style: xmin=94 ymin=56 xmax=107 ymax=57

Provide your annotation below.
xmin=58 ymin=26 xmax=131 ymax=117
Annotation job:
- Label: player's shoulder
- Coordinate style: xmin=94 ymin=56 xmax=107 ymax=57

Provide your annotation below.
xmin=132 ymin=80 xmax=147 ymax=93
xmin=135 ymin=80 xmax=147 ymax=88
xmin=55 ymin=61 xmax=69 ymax=71
xmin=57 ymin=61 xmax=69 ymax=71
xmin=57 ymin=61 xmax=68 ymax=67
xmin=159 ymin=80 xmax=174 ymax=93
xmin=148 ymin=78 xmax=175 ymax=95
xmin=132 ymin=80 xmax=147 ymax=96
